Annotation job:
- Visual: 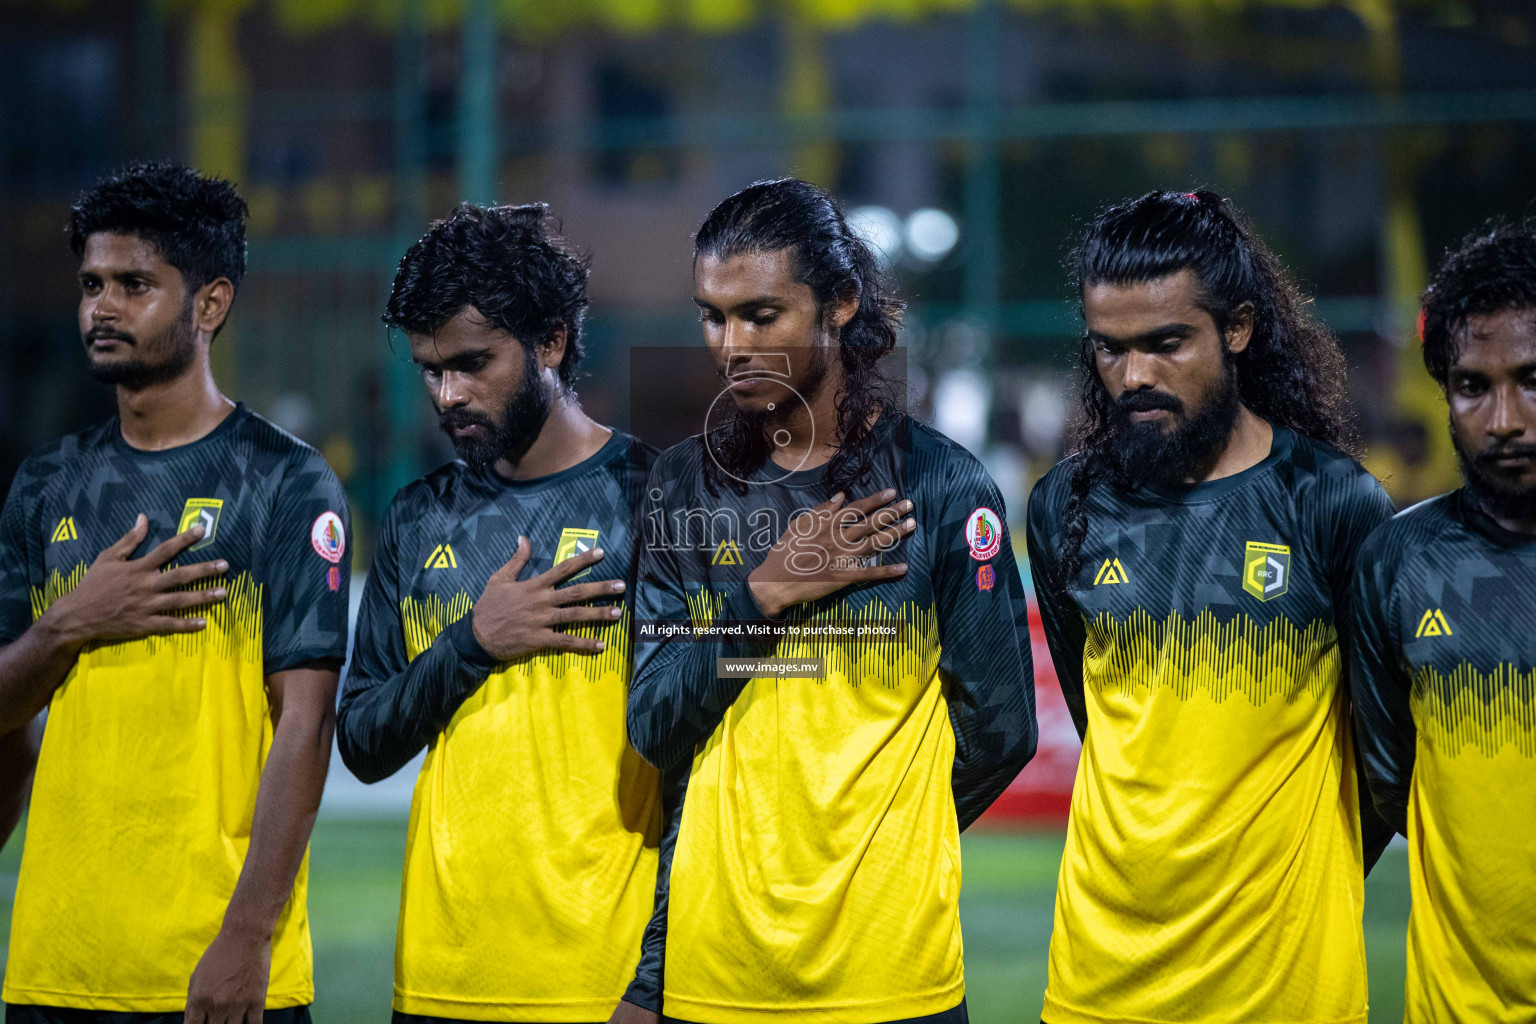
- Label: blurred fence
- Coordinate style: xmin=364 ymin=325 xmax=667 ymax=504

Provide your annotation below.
xmin=3 ymin=1 xmax=1536 ymax=553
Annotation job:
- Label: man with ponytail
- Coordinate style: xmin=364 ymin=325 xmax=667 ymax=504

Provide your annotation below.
xmin=1026 ymin=190 xmax=1395 ymax=1024
xmin=627 ymin=178 xmax=1036 ymax=1022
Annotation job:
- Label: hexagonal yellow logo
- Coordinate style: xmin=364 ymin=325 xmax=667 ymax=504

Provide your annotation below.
xmin=555 ymin=527 xmax=601 ymax=578
xmin=177 ymin=498 xmax=223 ymax=552
xmin=1242 ymin=541 xmax=1290 ymax=601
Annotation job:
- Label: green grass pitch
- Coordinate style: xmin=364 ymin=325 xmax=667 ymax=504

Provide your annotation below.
xmin=0 ymin=820 xmax=1411 ymax=1022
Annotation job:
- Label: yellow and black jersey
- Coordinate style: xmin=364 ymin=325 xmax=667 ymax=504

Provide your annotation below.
xmin=628 ymin=411 xmax=1037 ymax=1024
xmin=1352 ymin=490 xmax=1536 ymax=1023
xmin=336 ymin=431 xmax=668 ymax=1022
xmin=1026 ymin=427 xmax=1395 ymax=1024
xmin=0 ymin=405 xmax=352 ymax=1012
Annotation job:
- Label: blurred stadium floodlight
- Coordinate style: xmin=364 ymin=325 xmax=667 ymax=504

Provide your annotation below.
xmin=905 ymin=209 xmax=961 ymax=264
xmin=847 ymin=205 xmax=905 ymax=265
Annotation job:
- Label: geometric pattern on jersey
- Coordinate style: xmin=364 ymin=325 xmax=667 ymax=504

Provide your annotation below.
xmin=401 ymin=592 xmax=629 ymax=678
xmin=684 ymin=589 xmax=940 ymax=687
xmin=630 ymin=412 xmax=1036 ymax=1024
xmin=1411 ymin=664 xmax=1536 ymax=757
xmin=1027 ymin=427 xmax=1395 ymax=1024
xmin=339 ymin=431 xmax=664 ymax=1022
xmin=30 ymin=564 xmax=265 ymax=663
xmin=1351 ymin=489 xmax=1536 ymax=1023
xmin=0 ymin=404 xmax=351 ymax=1012
xmin=1085 ymin=609 xmax=1337 ymax=704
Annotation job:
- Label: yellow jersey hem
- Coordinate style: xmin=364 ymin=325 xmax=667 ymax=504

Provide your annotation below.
xmin=662 ymin=979 xmax=964 ymax=1024
xmin=393 ymin=989 xmax=623 ymax=1021
xmin=0 ymin=984 xmax=311 ymax=1013
xmin=1041 ymin=993 xmax=1367 ymax=1024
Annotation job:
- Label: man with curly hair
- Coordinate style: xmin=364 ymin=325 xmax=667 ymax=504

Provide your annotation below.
xmin=0 ymin=163 xmax=351 ymax=1024
xmin=1351 ymin=222 xmax=1536 ymax=1023
xmin=1027 ymin=190 xmax=1395 ymax=1024
xmin=337 ymin=203 xmax=667 ymax=1024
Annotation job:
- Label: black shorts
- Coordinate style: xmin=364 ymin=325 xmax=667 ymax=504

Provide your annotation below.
xmin=6 ymin=1005 xmax=313 ymax=1024
xmin=662 ymin=1000 xmax=969 ymax=1024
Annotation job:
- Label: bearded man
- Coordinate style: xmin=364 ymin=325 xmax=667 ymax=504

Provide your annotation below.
xmin=1027 ymin=190 xmax=1395 ymax=1024
xmin=337 ymin=203 xmax=667 ymax=1024
xmin=1352 ymin=222 xmax=1536 ymax=1023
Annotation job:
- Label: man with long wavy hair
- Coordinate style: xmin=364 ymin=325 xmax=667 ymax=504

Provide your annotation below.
xmin=1026 ymin=190 xmax=1395 ymax=1024
xmin=627 ymin=178 xmax=1036 ymax=1023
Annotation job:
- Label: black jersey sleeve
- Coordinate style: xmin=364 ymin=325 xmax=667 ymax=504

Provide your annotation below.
xmin=931 ymin=460 xmax=1037 ymax=830
xmin=0 ymin=458 xmax=42 ymax=647
xmin=259 ymin=449 xmax=353 ymax=672
xmin=1309 ymin=460 xmax=1398 ymax=868
xmin=627 ymin=463 xmax=778 ymax=772
xmin=1025 ymin=468 xmax=1089 ymax=739
xmin=1348 ymin=523 xmax=1415 ymax=837
xmin=620 ymin=762 xmax=687 ymax=1012
xmin=336 ymin=493 xmax=501 ymax=783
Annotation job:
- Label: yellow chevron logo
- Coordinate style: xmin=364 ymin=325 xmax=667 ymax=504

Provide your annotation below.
xmin=1415 ymin=608 xmax=1452 ymax=638
xmin=712 ymin=539 xmax=744 ymax=566
xmin=49 ymin=517 xmax=78 ymax=543
xmin=1093 ymin=557 xmax=1128 ymax=585
xmin=424 ymin=543 xmax=458 ymax=570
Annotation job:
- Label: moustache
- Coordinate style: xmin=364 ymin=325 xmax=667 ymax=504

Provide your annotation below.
xmin=1114 ymin=389 xmax=1184 ymax=416
xmin=85 ymin=327 xmax=135 ymax=345
xmin=438 ymin=408 xmax=495 ymax=432
xmin=1473 ymin=443 xmax=1536 ymax=466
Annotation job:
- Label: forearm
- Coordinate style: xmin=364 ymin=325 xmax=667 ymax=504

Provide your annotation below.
xmin=0 ymin=608 xmax=87 ymax=734
xmin=946 ymin=597 xmax=1038 ymax=830
xmin=221 ymin=704 xmax=333 ymax=940
xmin=0 ymin=721 xmax=38 ymax=847
xmin=1028 ymin=576 xmax=1089 ymax=738
xmin=337 ymin=617 xmax=498 ymax=783
xmin=951 ymin=711 xmax=1037 ymax=831
xmin=621 ymin=763 xmax=687 ymax=1011
xmin=628 ymin=586 xmax=772 ymax=771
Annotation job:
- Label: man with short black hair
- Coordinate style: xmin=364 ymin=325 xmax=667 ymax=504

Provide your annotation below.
xmin=0 ymin=162 xmax=351 ymax=1024
xmin=1352 ymin=222 xmax=1536 ymax=1023
xmin=338 ymin=203 xmax=666 ymax=1024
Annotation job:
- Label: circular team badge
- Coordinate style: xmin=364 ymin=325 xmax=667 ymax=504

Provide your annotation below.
xmin=311 ymin=511 xmax=347 ymax=564
xmin=965 ymin=507 xmax=1002 ymax=561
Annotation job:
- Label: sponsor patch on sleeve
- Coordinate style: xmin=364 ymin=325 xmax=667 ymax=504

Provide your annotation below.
xmin=965 ymin=506 xmax=1002 ymax=561
xmin=311 ymin=511 xmax=346 ymax=564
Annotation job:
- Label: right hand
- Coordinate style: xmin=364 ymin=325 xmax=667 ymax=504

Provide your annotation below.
xmin=747 ymin=489 xmax=915 ymax=618
xmin=470 ymin=536 xmax=627 ymax=661
xmin=46 ymin=514 xmax=229 ymax=647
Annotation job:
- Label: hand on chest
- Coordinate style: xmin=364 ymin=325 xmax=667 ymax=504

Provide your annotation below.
xmin=46 ymin=491 xmax=257 ymax=576
xmin=408 ymin=517 xmax=629 ymax=598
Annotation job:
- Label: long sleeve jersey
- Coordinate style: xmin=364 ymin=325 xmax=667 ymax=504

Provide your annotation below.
xmin=627 ymin=411 xmax=1036 ymax=1024
xmin=336 ymin=431 xmax=672 ymax=1020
